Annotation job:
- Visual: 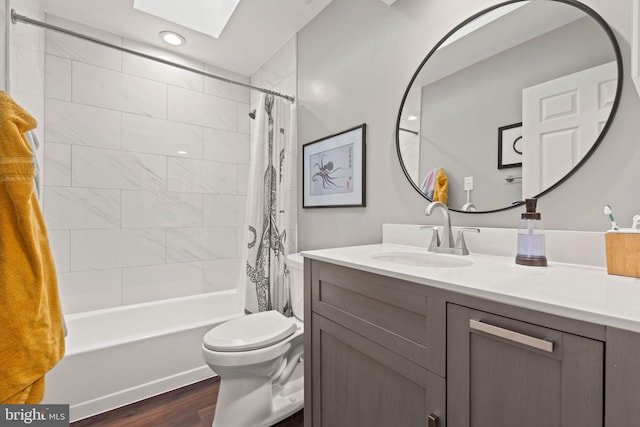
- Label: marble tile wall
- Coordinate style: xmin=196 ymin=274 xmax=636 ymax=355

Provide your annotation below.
xmin=8 ymin=0 xmax=45 ymax=153
xmin=43 ymin=16 xmax=251 ymax=313
xmin=1 ymin=2 xmax=6 ymax=91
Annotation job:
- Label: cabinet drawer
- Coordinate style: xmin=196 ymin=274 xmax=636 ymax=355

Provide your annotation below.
xmin=309 ymin=261 xmax=445 ymax=372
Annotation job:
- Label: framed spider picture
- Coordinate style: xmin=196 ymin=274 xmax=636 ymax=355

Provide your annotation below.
xmin=302 ymin=124 xmax=366 ymax=208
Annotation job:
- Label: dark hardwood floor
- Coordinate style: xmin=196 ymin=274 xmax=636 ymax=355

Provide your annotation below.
xmin=71 ymin=377 xmax=304 ymax=427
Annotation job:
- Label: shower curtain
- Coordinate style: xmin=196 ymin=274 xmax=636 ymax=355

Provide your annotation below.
xmin=241 ymin=94 xmax=296 ymax=315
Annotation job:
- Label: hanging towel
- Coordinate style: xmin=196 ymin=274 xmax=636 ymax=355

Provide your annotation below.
xmin=0 ymin=91 xmax=65 ymax=404
xmin=420 ymin=167 xmax=449 ymax=205
xmin=420 ymin=168 xmax=437 ymax=198
xmin=433 ymin=167 xmax=448 ymax=205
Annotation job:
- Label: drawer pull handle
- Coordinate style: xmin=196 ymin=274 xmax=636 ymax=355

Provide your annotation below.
xmin=428 ymin=413 xmax=438 ymax=427
xmin=469 ymin=319 xmax=554 ymax=353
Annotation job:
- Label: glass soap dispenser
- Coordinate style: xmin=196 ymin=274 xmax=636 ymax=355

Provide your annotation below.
xmin=515 ymin=198 xmax=548 ymax=267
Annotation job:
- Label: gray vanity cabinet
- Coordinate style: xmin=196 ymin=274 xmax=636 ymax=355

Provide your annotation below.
xmin=304 ymin=260 xmax=446 ymax=427
xmin=447 ymin=303 xmax=604 ymax=427
xmin=305 ymin=259 xmax=612 ymax=427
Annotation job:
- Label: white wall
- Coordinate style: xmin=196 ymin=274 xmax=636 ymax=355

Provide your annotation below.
xmin=297 ymin=0 xmax=638 ymax=251
xmin=42 ymin=16 xmax=251 ymax=313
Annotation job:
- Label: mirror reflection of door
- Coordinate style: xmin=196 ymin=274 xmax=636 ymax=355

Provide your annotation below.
xmin=521 ymin=61 xmax=618 ymax=198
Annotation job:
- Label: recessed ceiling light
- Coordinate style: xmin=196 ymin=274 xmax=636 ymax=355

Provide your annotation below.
xmin=407 ymin=115 xmax=418 ymax=121
xmin=176 ymin=150 xmax=188 ymax=155
xmin=136 ymin=0 xmax=240 ymax=39
xmin=159 ymin=31 xmax=186 ymax=46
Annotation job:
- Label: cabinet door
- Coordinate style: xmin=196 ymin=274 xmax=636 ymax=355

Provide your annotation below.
xmin=311 ymin=313 xmax=445 ymax=427
xmin=447 ymin=304 xmax=603 ymax=427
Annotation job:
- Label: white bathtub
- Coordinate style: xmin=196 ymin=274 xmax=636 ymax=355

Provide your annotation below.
xmin=43 ymin=291 xmax=243 ymax=422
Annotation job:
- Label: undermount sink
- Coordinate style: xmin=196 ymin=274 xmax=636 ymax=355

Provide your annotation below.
xmin=369 ymin=251 xmax=473 ymax=268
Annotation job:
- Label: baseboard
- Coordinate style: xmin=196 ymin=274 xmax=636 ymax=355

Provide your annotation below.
xmin=70 ymin=366 xmax=215 ymax=423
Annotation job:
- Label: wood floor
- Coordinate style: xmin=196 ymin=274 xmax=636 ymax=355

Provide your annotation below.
xmin=71 ymin=377 xmax=304 ymax=427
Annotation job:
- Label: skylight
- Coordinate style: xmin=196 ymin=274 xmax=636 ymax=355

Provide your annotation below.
xmin=133 ymin=0 xmax=240 ymax=39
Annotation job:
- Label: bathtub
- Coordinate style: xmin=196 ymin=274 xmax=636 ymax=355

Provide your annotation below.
xmin=42 ymin=291 xmax=243 ymax=422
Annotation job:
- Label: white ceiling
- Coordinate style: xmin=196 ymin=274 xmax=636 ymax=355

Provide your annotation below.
xmin=42 ymin=0 xmax=334 ymax=76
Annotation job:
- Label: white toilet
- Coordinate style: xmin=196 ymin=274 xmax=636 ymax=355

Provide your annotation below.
xmin=202 ymin=253 xmax=304 ymax=427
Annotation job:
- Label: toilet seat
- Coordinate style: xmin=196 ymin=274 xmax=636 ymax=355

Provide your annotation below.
xmin=203 ymin=310 xmax=297 ymax=352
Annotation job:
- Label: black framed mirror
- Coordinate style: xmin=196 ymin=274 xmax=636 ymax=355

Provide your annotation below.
xmin=396 ymin=0 xmax=622 ymax=213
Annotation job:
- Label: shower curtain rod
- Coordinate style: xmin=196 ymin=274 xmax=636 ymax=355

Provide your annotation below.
xmin=10 ymin=9 xmax=296 ymax=103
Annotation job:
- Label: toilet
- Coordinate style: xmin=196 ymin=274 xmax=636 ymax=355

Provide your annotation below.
xmin=202 ymin=253 xmax=304 ymax=427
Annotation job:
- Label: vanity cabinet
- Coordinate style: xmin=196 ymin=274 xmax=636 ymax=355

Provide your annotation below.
xmin=304 ymin=258 xmax=634 ymax=427
xmin=447 ymin=304 xmax=603 ymax=427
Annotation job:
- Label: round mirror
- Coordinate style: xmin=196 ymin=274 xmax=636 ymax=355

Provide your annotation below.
xmin=396 ymin=0 xmax=622 ymax=213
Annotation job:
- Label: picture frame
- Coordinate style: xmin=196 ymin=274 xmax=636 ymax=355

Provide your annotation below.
xmin=498 ymin=122 xmax=523 ymax=169
xmin=302 ymin=124 xmax=366 ymax=208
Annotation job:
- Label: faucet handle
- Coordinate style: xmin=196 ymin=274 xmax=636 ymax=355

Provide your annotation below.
xmin=454 ymin=228 xmax=480 ymax=255
xmin=420 ymin=225 xmax=440 ymax=251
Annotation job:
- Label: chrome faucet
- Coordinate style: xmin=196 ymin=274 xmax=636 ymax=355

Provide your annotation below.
xmin=424 ymin=202 xmax=480 ymax=255
xmin=425 ymin=202 xmax=454 ymax=249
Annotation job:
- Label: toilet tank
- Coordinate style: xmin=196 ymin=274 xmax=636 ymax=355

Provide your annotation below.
xmin=286 ymin=253 xmax=304 ymax=321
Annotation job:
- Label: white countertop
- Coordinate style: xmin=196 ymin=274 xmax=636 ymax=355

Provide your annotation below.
xmin=301 ymin=243 xmax=640 ymax=333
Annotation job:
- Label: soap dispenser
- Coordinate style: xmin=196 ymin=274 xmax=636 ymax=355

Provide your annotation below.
xmin=515 ymin=198 xmax=548 ymax=267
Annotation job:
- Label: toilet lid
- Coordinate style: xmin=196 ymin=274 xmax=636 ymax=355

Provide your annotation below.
xmin=203 ymin=310 xmax=297 ymax=352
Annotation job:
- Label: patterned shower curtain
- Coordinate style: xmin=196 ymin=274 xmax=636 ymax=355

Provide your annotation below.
xmin=241 ymin=93 xmax=296 ymax=315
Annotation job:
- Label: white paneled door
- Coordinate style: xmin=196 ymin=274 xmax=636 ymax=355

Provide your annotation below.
xmin=521 ymin=61 xmax=617 ymax=198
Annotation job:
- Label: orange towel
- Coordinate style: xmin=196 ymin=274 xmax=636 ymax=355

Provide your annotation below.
xmin=433 ymin=168 xmax=448 ymax=206
xmin=0 ymin=91 xmax=65 ymax=404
